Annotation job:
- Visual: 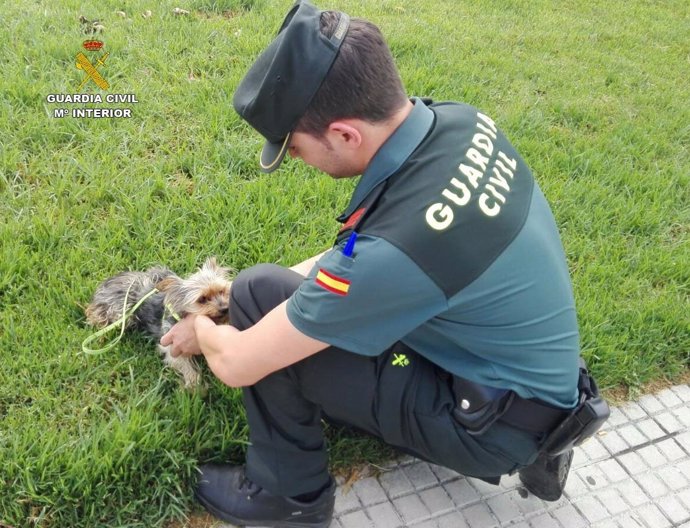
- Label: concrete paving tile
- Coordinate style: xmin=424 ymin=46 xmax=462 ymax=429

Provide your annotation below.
xmin=599 ymin=430 xmax=628 ymax=455
xmin=671 ymin=384 xmax=690 ymax=402
xmin=611 ymin=511 xmax=648 ymax=528
xmin=571 ymin=447 xmax=588 ymax=468
xmin=338 ymin=510 xmax=372 ymax=528
xmin=595 ymin=458 xmax=628 ymax=483
xmin=591 ymin=520 xmax=618 ymax=528
xmin=603 ymin=406 xmax=628 ymax=428
xmin=551 ymin=503 xmax=589 ymax=528
xmin=392 ymin=493 xmax=430 ymax=525
xmin=498 ymin=472 xmax=520 ymax=491
xmin=412 ymin=520 xmax=438 ymax=528
xmin=656 ymin=464 xmax=689 ymax=491
xmin=617 ymin=424 xmax=647 ymax=448
xmin=351 ymin=476 xmax=388 ymax=507
xmin=674 ymin=406 xmax=690 ymax=428
xmin=657 ymin=495 xmax=690 ymax=525
xmin=575 ymin=464 xmax=609 ymax=491
xmin=365 ymin=502 xmax=402 ymax=528
xmin=614 ymin=479 xmax=649 ymax=507
xmin=677 ymin=459 xmax=690 ymax=480
xmin=514 ymin=492 xmax=547 ymax=517
xmin=443 ymin=478 xmax=480 ymax=508
xmin=573 ymin=495 xmax=610 ymax=524
xmin=637 ymin=395 xmax=664 ymax=415
xmin=621 ymin=402 xmax=648 ymax=420
xmin=580 ymin=436 xmax=609 ymax=461
xmin=634 ymin=471 xmax=668 ymax=498
xmin=616 ymin=451 xmax=648 ymax=475
xmin=378 ymin=468 xmax=414 ymax=498
xmin=678 ymin=487 xmax=690 ymax=509
xmin=486 ymin=493 xmax=523 ymax=524
xmin=635 ymin=443 xmax=667 ymax=468
xmin=334 ymin=486 xmax=361 ymax=515
xmin=656 ymin=388 xmax=683 ymax=408
xmin=468 ymin=477 xmax=503 ymax=497
xmin=428 ymin=463 xmax=459 ymax=483
xmin=418 ymin=486 xmax=454 ymax=515
xmin=636 ymin=418 xmax=666 ymax=441
xmin=526 ymin=513 xmax=560 ymax=528
xmin=593 ymin=486 xmax=629 ymax=516
xmin=403 ymin=461 xmax=439 ymax=490
xmin=462 ymin=502 xmax=498 ymax=528
xmin=657 ymin=437 xmax=686 ymax=461
xmin=637 ymin=503 xmax=672 ymax=528
xmin=435 ymin=510 xmax=470 ymax=528
xmin=655 ymin=411 xmax=684 ymax=434
xmin=677 ymin=431 xmax=690 ymax=454
xmin=563 ymin=471 xmax=590 ymax=498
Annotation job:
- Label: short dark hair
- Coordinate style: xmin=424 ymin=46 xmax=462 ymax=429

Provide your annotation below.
xmin=295 ymin=11 xmax=408 ymax=136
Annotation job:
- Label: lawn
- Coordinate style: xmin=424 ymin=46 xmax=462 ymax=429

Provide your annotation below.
xmin=1 ymin=0 xmax=688 ymax=526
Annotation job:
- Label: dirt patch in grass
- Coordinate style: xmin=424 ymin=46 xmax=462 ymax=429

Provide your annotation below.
xmin=603 ymin=369 xmax=690 ymax=405
xmin=167 ymin=511 xmax=219 ymax=528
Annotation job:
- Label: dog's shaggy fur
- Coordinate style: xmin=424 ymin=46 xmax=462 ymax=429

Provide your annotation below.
xmin=85 ymin=257 xmax=232 ymax=387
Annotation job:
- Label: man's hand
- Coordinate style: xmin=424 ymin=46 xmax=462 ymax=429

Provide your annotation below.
xmin=160 ymin=314 xmax=205 ymax=357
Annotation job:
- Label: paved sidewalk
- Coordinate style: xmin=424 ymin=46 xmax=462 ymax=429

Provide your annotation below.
xmin=223 ymin=384 xmax=690 ymax=527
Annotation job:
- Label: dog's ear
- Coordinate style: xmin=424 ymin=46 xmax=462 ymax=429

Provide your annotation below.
xmin=204 ymin=256 xmax=219 ymax=270
xmin=203 ymin=256 xmax=230 ymax=278
xmin=155 ymin=277 xmax=177 ymax=292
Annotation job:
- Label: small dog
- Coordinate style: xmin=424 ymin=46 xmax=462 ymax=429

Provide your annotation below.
xmin=85 ymin=257 xmax=232 ymax=387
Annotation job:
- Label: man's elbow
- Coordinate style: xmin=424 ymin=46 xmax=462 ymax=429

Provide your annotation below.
xmin=214 ymin=367 xmax=262 ymax=389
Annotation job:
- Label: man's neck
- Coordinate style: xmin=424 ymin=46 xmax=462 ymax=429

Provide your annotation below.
xmin=359 ymin=99 xmax=415 ymax=171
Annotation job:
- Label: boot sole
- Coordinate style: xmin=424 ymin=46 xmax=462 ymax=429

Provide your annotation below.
xmin=518 ymin=450 xmax=574 ymax=502
xmin=195 ymin=489 xmax=333 ymax=528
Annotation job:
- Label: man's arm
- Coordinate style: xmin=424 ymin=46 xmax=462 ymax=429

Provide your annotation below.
xmin=193 ymin=300 xmax=329 ymax=387
xmin=289 ymin=249 xmax=328 ymax=277
xmin=159 ymin=250 xmax=331 ymax=385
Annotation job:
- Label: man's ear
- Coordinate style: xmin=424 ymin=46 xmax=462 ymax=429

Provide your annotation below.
xmin=327 ymin=121 xmax=363 ymax=149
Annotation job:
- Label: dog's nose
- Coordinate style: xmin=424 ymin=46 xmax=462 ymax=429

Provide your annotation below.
xmin=219 ymin=300 xmax=230 ymax=314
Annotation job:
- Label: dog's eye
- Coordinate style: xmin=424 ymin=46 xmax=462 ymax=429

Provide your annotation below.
xmin=198 ymin=295 xmax=208 ymax=304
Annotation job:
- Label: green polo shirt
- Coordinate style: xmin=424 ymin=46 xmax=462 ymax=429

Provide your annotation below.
xmin=287 ymin=98 xmax=580 ymax=408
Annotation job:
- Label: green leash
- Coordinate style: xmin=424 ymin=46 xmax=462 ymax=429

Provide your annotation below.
xmin=164 ymin=302 xmax=181 ymax=322
xmin=81 ymin=285 xmax=161 ymax=355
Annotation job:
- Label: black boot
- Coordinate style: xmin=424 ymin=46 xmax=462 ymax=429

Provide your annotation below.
xmin=195 ymin=464 xmax=335 ymax=528
xmin=518 ymin=449 xmax=573 ymax=501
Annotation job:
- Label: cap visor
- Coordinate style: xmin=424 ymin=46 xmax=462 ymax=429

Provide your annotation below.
xmin=259 ymin=133 xmax=291 ymax=173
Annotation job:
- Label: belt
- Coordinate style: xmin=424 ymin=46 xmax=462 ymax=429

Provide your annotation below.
xmin=499 ymin=396 xmax=572 ymax=435
xmin=451 ymin=375 xmax=572 ymax=436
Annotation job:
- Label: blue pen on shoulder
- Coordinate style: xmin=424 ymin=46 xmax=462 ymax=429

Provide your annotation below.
xmin=343 ymin=231 xmax=358 ymax=257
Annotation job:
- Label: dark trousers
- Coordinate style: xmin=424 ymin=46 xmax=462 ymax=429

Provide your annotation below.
xmin=229 ymin=264 xmax=541 ymax=497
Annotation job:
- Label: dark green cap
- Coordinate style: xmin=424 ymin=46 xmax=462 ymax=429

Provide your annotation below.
xmin=233 ymin=1 xmax=350 ymax=173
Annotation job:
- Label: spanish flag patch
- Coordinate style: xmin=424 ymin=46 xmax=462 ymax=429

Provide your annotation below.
xmin=315 ymin=268 xmax=350 ymax=296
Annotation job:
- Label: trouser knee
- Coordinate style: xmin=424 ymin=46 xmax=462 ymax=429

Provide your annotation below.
xmin=229 ymin=264 xmax=302 ymax=330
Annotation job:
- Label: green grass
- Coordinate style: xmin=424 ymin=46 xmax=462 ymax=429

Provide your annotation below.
xmin=1 ymin=0 xmax=688 ymax=526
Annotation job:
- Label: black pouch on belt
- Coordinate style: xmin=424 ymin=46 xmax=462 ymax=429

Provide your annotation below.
xmin=451 ymin=376 xmax=516 ymax=436
xmin=451 ymin=358 xmax=610 ymax=444
xmin=539 ymin=359 xmax=610 ymax=456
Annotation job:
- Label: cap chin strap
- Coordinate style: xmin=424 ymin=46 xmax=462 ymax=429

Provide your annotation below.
xmin=259 ymin=132 xmax=291 ymax=172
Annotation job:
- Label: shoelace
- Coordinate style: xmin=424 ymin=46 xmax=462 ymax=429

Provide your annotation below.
xmin=239 ymin=472 xmax=263 ymax=499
